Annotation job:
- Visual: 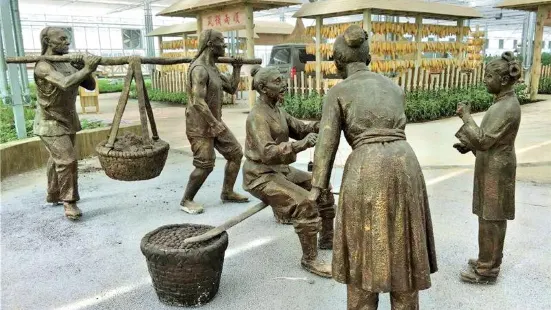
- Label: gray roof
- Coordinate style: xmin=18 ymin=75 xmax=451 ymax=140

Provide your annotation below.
xmin=293 ymin=0 xmax=483 ymax=20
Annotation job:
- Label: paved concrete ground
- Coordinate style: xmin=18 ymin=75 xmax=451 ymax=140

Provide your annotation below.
xmin=1 ymin=95 xmax=551 ymax=310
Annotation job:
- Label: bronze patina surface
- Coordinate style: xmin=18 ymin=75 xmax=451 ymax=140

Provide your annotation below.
xmin=181 ymin=29 xmax=249 ymax=214
xmin=455 ymin=51 xmax=522 ymax=284
xmin=242 ymin=66 xmax=335 ymax=278
xmin=309 ymin=25 xmax=437 ymax=309
xmin=33 ymin=27 xmax=100 ymax=220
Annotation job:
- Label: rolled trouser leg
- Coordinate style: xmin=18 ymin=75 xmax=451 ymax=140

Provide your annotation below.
xmin=40 ymin=135 xmax=79 ymax=203
xmin=215 ymin=129 xmax=249 ymax=202
xmin=390 ymin=291 xmax=419 ymax=310
xmin=69 ymin=134 xmax=80 ymax=202
xmin=41 ymin=135 xmax=81 ymax=220
xmin=45 ymin=155 xmax=60 ymax=204
xmin=347 ymin=285 xmax=379 ymax=310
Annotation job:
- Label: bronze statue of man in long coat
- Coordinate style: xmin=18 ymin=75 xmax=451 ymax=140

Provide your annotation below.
xmin=181 ymin=29 xmax=250 ymax=214
xmin=33 ymin=27 xmax=100 ymax=220
xmin=455 ymin=51 xmax=522 ymax=284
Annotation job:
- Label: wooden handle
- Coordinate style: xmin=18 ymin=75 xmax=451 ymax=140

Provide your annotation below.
xmin=5 ymin=55 xmax=262 ymax=66
xmin=183 ymin=202 xmax=268 ymax=244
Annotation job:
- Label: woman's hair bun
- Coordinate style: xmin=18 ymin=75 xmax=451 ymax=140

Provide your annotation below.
xmin=501 ymin=51 xmax=514 ymax=62
xmin=343 ymin=25 xmax=367 ymax=48
xmin=501 ymin=51 xmax=521 ymax=78
xmin=250 ymin=65 xmax=261 ymax=77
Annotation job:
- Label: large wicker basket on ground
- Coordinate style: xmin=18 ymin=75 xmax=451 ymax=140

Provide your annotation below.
xmin=96 ymin=139 xmax=169 ymax=181
xmin=140 ymin=223 xmax=229 ymax=307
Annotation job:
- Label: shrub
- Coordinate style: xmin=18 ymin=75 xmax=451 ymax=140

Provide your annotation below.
xmin=80 ymin=119 xmax=106 ymax=130
xmin=0 ymin=104 xmax=106 ymax=144
xmin=283 ymin=84 xmax=531 ymax=122
xmin=0 ymin=105 xmax=35 ymax=144
xmin=129 ymin=87 xmax=188 ymax=105
xmin=283 ymin=93 xmax=324 ymax=120
xmin=0 ymin=78 xmax=142 ymax=105
xmin=538 ymin=77 xmax=551 ymax=94
xmin=97 ymin=79 xmax=125 ymax=93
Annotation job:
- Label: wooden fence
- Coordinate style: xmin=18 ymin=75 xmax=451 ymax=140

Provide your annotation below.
xmin=289 ymin=64 xmax=486 ymax=96
xmin=150 ymin=63 xmax=486 ymax=99
xmin=150 ymin=70 xmax=248 ymax=102
xmin=540 ymin=65 xmax=551 ymax=79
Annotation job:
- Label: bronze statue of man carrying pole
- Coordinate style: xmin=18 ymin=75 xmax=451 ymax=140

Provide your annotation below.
xmin=181 ymin=29 xmax=249 ymax=214
xmin=33 ymin=27 xmax=100 ymax=220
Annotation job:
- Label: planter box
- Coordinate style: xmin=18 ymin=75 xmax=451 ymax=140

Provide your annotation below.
xmin=0 ymin=124 xmax=141 ymax=180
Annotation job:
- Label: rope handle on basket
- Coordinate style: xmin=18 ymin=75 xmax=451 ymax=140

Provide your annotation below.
xmin=103 ymin=57 xmax=156 ymax=150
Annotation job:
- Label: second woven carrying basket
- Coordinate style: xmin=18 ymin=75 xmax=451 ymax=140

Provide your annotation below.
xmin=96 ymin=139 xmax=169 ymax=181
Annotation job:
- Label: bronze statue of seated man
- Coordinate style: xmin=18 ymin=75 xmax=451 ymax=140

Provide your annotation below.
xmin=241 ymin=66 xmax=336 ymax=278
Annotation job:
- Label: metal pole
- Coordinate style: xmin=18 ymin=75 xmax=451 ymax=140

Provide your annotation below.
xmin=483 ymin=22 xmax=488 ymax=57
xmin=315 ymin=16 xmax=322 ymax=92
xmin=97 ymin=25 xmax=102 ymax=56
xmin=521 ymin=12 xmax=529 ymax=60
xmin=0 ymin=2 xmax=27 ymax=138
xmin=230 ymin=31 xmax=235 ymax=57
xmin=523 ymin=12 xmax=537 ymax=87
xmin=245 ymin=4 xmax=255 ymax=108
xmin=9 ymin=0 xmax=30 ymax=104
xmin=0 ymin=22 xmax=11 ymax=105
xmin=144 ymin=0 xmax=155 ymax=75
xmin=527 ymin=12 xmax=536 ymax=66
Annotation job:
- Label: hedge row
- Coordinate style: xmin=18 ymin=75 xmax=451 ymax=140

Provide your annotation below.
xmin=0 ymin=106 xmax=105 ymax=144
xmin=0 ymin=78 xmax=126 ymax=105
xmin=0 ymin=82 xmax=534 ymax=144
xmin=282 ymin=83 xmax=530 ymax=122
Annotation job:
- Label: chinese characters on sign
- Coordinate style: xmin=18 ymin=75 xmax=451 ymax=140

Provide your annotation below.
xmin=202 ymin=7 xmax=246 ymax=32
xmin=546 ymin=9 xmax=551 ymax=22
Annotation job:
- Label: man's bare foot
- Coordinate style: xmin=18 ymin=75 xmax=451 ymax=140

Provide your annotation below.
xmin=180 ymin=200 xmax=204 ymax=214
xmin=64 ymin=202 xmax=82 ymax=221
xmin=221 ymin=192 xmax=249 ymax=203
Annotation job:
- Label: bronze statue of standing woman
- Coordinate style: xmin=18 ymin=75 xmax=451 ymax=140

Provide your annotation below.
xmin=33 ymin=27 xmax=100 ymax=220
xmin=181 ymin=29 xmax=249 ymax=214
xmin=455 ymin=51 xmax=522 ymax=284
xmin=309 ymin=25 xmax=437 ymax=309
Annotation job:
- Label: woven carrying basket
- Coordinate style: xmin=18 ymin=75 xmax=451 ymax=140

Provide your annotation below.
xmin=96 ymin=139 xmax=170 ymax=181
xmin=140 ymin=223 xmax=229 ymax=307
xmin=97 ymin=58 xmax=170 ymax=181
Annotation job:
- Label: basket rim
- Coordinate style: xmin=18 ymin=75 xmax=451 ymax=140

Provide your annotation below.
xmin=140 ymin=223 xmax=228 ymax=258
xmin=96 ymin=139 xmax=169 ymax=158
